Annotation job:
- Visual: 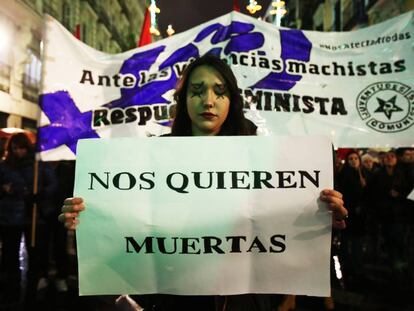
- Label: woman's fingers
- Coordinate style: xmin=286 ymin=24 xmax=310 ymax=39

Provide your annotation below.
xmin=59 ymin=197 xmax=85 ymax=230
xmin=320 ymin=189 xmax=348 ymax=229
xmin=61 ymin=202 xmax=85 ymax=213
xmin=58 ymin=212 xmax=79 ymax=229
xmin=57 ymin=213 xmax=66 ymax=223
xmin=320 ymin=189 xmax=343 ymax=200
xmin=63 ymin=197 xmax=82 ymax=206
xmin=332 ymin=218 xmax=346 ymax=230
xmin=65 ymin=218 xmax=80 ymax=230
xmin=64 ymin=197 xmax=84 ymax=205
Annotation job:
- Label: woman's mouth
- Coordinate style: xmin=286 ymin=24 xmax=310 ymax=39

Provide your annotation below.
xmin=200 ymin=112 xmax=217 ymax=119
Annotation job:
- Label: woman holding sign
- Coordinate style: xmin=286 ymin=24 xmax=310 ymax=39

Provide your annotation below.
xmin=59 ymin=54 xmax=348 ymax=310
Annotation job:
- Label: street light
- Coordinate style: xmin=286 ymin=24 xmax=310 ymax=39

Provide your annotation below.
xmin=150 ymin=26 xmax=160 ymax=36
xmin=246 ymin=1 xmax=262 ymax=14
xmin=269 ymin=0 xmax=287 ymax=27
xmin=166 ymin=25 xmax=175 ymax=37
xmin=149 ymin=0 xmax=160 ymax=36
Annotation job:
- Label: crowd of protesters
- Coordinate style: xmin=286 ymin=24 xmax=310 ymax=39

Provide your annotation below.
xmin=0 ymin=132 xmax=75 ymax=309
xmin=335 ymin=148 xmax=414 ymax=292
xmin=0 ymin=132 xmax=413 ymax=310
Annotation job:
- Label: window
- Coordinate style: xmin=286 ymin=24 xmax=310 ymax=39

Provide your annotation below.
xmin=62 ymin=2 xmax=71 ymax=29
xmin=22 ymin=49 xmax=41 ymax=103
xmin=91 ymin=22 xmax=97 ymax=47
xmin=82 ymin=24 xmax=88 ymax=43
xmin=335 ymin=1 xmax=341 ymax=30
xmin=0 ymin=14 xmax=12 ymax=92
xmin=341 ymin=0 xmax=353 ymax=29
xmin=0 ymin=111 xmax=8 ymax=128
xmin=43 ymin=0 xmax=59 ymax=18
xmin=22 ymin=117 xmax=37 ymax=133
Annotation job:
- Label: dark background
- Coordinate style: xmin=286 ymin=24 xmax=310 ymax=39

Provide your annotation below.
xmin=157 ymin=0 xmax=273 ymax=35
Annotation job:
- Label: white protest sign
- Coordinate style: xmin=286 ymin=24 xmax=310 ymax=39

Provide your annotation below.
xmin=74 ymin=136 xmax=333 ymax=296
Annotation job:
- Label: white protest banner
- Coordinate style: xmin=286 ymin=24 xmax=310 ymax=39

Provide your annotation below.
xmin=74 ymin=136 xmax=333 ymax=296
xmin=38 ymin=11 xmax=414 ymax=161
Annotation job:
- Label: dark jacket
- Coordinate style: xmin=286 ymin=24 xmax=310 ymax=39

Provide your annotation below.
xmin=0 ymin=157 xmax=57 ymax=226
xmin=337 ymin=166 xmax=365 ymax=234
xmin=371 ymin=166 xmax=408 ymax=224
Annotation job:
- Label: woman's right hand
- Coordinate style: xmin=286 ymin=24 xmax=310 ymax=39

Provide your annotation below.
xmin=58 ymin=197 xmax=85 ymax=230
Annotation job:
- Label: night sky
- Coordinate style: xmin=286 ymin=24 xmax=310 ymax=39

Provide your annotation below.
xmin=157 ymin=0 xmax=272 ymax=37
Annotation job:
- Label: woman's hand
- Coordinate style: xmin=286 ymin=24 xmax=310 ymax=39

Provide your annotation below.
xmin=58 ymin=197 xmax=85 ymax=230
xmin=320 ymin=189 xmax=348 ymax=229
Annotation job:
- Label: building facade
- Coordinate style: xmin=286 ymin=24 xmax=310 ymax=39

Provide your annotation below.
xmin=310 ymin=0 xmax=414 ymax=32
xmin=265 ymin=0 xmax=414 ymax=31
xmin=0 ymin=0 xmax=146 ymax=131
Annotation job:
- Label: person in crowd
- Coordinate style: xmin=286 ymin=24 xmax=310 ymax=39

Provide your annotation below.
xmin=337 ymin=151 xmax=366 ymax=226
xmin=33 ymin=160 xmax=76 ymax=295
xmin=396 ymin=148 xmax=414 ymax=193
xmin=359 ymin=152 xmax=382 ymax=264
xmin=373 ymin=151 xmax=408 ymax=223
xmin=360 ymin=152 xmax=378 ymax=205
xmin=0 ymin=133 xmax=57 ymax=305
xmin=336 ymin=150 xmax=367 ymax=289
xmin=395 ymin=148 xmax=414 ymax=223
xmin=52 ymin=161 xmax=76 ymax=292
xmin=361 ymin=153 xmax=377 ymax=175
xmin=334 ymin=152 xmax=344 ymax=175
xmin=0 ymin=137 xmax=8 ymax=160
xmin=399 ymin=148 xmax=414 ymax=164
xmin=395 ymin=148 xmax=414 ymax=290
xmin=371 ymin=150 xmax=410 ymax=289
xmin=58 ymin=54 xmax=348 ymax=311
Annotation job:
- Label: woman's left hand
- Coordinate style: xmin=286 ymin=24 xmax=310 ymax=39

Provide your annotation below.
xmin=320 ymin=189 xmax=348 ymax=229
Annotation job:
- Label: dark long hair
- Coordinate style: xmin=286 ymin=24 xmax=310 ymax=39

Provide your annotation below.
xmin=5 ymin=132 xmax=34 ymax=167
xmin=344 ymin=150 xmax=362 ymax=170
xmin=171 ymin=54 xmax=255 ymax=136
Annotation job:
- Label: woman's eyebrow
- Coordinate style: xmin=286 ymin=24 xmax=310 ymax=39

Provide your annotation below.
xmin=190 ymin=82 xmax=204 ymax=89
xmin=215 ymin=83 xmax=226 ymax=89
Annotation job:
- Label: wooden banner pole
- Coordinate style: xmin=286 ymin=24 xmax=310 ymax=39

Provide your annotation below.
xmin=30 ymin=159 xmax=39 ymax=248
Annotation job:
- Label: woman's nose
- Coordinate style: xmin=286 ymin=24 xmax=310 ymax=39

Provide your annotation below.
xmin=203 ymin=90 xmax=215 ymax=107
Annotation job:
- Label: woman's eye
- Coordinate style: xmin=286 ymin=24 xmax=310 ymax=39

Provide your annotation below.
xmin=215 ymin=90 xmax=226 ymax=99
xmin=190 ymin=91 xmax=203 ymax=98
xmin=214 ymin=86 xmax=227 ymax=98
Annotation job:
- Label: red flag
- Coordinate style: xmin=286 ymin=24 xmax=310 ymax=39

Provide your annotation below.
xmin=233 ymin=0 xmax=240 ymax=12
xmin=74 ymin=24 xmax=81 ymax=40
xmin=138 ymin=8 xmax=151 ymax=47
